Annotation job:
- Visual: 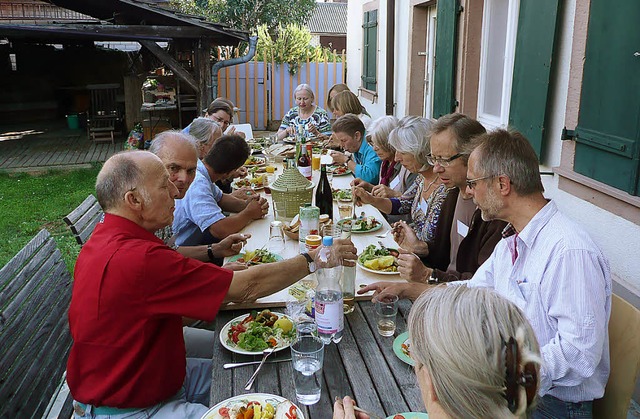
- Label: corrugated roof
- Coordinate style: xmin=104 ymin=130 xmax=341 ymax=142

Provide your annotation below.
xmin=306 ymin=2 xmax=347 ymax=35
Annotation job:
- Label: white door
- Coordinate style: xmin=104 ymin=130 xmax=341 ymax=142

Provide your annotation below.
xmin=423 ymin=5 xmax=437 ymax=119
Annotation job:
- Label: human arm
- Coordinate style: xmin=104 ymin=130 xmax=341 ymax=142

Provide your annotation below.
xmin=207 ymin=197 xmax=268 ymax=239
xmin=330 ymin=151 xmax=358 ymax=175
xmin=229 ymin=186 xmax=257 ymax=201
xmin=277 ymin=108 xmax=297 ymax=140
xmin=353 ymin=149 xmax=381 ymax=185
xmin=351 ymin=177 xmax=374 ymax=192
xmin=357 ymin=280 xmax=431 ymax=302
xmin=333 ymin=396 xmax=370 ymax=419
xmin=176 ymin=233 xmax=249 ymax=262
xmin=392 ymin=221 xmax=430 ymax=256
xmin=353 ymin=187 xmax=392 ymax=214
xmin=225 ymin=239 xmax=357 ymax=303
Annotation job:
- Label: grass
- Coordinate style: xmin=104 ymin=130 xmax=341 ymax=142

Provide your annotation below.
xmin=0 ymin=164 xmax=102 ymax=271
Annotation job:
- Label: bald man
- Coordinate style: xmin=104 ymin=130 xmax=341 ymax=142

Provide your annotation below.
xmin=67 ymin=151 xmax=356 ymax=417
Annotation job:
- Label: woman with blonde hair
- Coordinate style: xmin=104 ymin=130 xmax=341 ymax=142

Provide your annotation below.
xmin=277 ymin=83 xmax=332 ymax=140
xmin=331 ymin=90 xmax=371 ymax=129
xmin=334 ymin=285 xmax=541 ymax=419
xmin=326 ymin=83 xmax=350 ymax=113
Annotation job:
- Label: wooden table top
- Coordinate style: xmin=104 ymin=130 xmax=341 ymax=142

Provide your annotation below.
xmin=208 ymin=300 xmax=427 ymax=418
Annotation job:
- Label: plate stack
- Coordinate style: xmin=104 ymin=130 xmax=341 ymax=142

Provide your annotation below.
xmin=270 ymin=167 xmax=313 ymax=222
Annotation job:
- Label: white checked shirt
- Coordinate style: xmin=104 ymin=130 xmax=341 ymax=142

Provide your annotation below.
xmin=467 ymin=201 xmax=611 ymax=402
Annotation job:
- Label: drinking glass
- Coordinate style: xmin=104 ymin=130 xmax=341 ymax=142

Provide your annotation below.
xmin=296 ymin=317 xmax=318 ymax=338
xmin=268 ymin=220 xmax=285 ymax=255
xmin=375 ymin=294 xmax=399 ymax=337
xmin=337 ymin=202 xmax=353 ymax=221
xmin=291 ymin=335 xmax=324 ymax=405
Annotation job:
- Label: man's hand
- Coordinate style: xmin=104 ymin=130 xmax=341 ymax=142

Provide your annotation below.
xmin=213 ymin=233 xmax=250 ymax=257
xmin=333 ymin=396 xmax=369 ymax=419
xmin=392 ymin=221 xmax=429 ymax=256
xmin=308 ymin=238 xmax=357 ymax=267
xmin=243 ymin=196 xmax=269 ymax=219
xmin=397 ymin=248 xmax=432 ymax=283
xmin=357 ymin=280 xmax=431 ymax=302
xmin=353 ymin=187 xmax=374 ymax=206
xmin=230 ymin=187 xmax=255 ymax=201
xmin=330 ymin=151 xmax=349 ymax=165
xmin=226 ymin=126 xmax=246 ymax=139
xmin=372 ymin=183 xmax=400 ymax=198
xmin=234 ymin=166 xmax=248 ymax=179
xmin=222 ymin=261 xmax=248 ymax=271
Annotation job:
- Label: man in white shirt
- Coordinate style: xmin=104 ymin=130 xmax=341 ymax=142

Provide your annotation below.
xmin=465 ymin=129 xmax=611 ymax=418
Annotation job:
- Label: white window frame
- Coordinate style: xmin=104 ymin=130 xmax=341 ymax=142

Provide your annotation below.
xmin=476 ymin=0 xmax=520 ymax=130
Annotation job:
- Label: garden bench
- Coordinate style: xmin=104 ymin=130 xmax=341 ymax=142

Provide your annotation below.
xmin=63 ymin=194 xmax=103 ymax=246
xmin=0 ymin=229 xmax=74 ymax=418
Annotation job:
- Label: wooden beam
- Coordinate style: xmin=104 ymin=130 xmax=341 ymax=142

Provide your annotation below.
xmin=0 ymin=24 xmax=221 ymax=40
xmin=139 ymin=40 xmax=199 ymax=92
xmin=194 ymin=38 xmax=212 ymax=113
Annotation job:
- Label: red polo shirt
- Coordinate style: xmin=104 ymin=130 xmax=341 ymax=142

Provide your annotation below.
xmin=66 ymin=214 xmax=232 ymax=408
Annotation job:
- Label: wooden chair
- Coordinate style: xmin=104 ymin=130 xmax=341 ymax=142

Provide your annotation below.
xmin=593 ymin=294 xmax=640 ymax=418
xmin=0 ymin=229 xmax=74 ymax=418
xmin=87 ymin=83 xmax=120 ymax=144
xmin=63 ymin=194 xmax=103 ymax=246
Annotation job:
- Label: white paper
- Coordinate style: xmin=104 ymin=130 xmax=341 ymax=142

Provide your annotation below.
xmin=457 ymin=220 xmax=469 ymax=238
xmin=419 ymin=198 xmax=428 ymax=214
xmin=389 ymin=176 xmax=401 ymax=189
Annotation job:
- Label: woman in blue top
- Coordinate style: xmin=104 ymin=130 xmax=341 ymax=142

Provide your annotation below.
xmin=330 ymin=114 xmax=381 ymax=185
xmin=277 ymin=84 xmax=332 ymax=141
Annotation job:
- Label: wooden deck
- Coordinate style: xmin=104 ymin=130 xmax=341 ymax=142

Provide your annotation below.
xmin=0 ymin=121 xmax=123 ymax=173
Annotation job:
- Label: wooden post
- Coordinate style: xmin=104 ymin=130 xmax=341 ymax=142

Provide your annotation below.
xmin=253 ymin=56 xmax=259 ymax=128
xmin=195 ymin=38 xmax=212 ymax=114
xmin=333 ymin=49 xmax=338 ymax=90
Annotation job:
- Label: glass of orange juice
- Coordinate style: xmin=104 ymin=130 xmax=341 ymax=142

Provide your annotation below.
xmin=312 ymin=154 xmax=321 ymax=171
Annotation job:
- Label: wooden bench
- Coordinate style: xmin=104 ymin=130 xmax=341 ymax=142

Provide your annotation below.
xmin=0 ymin=229 xmax=74 ymax=418
xmin=63 ymin=194 xmax=103 ymax=246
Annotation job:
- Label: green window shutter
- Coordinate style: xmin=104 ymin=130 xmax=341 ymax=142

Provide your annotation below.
xmin=508 ymin=0 xmax=561 ymax=159
xmin=362 ymin=10 xmax=378 ymax=91
xmin=573 ymin=0 xmax=640 ymax=195
xmin=432 ymin=0 xmax=459 ymax=118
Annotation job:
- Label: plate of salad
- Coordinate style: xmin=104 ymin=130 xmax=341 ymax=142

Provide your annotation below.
xmin=332 ymin=188 xmax=353 ymax=202
xmin=393 ymin=331 xmax=414 ymax=366
xmin=201 ymin=393 xmax=304 ymax=419
xmin=228 ymin=249 xmax=282 ymax=266
xmin=337 ymin=216 xmax=382 ymax=234
xmin=357 ymin=244 xmax=400 ymax=275
xmin=220 ymin=310 xmax=296 ymax=355
xmin=244 ymin=156 xmax=266 ymax=167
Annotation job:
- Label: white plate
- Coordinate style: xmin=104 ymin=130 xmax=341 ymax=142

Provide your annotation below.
xmin=357 ymin=260 xmax=400 ymax=275
xmin=231 ymin=180 xmax=264 ymax=191
xmin=244 ymin=157 xmax=266 ymax=167
xmin=202 ymin=393 xmax=305 ymax=419
xmin=219 ymin=312 xmax=294 ymax=355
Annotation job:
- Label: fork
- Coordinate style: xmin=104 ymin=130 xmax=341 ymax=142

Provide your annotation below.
xmin=375 ymin=229 xmax=391 ymax=239
xmin=244 ymin=348 xmax=275 ymax=390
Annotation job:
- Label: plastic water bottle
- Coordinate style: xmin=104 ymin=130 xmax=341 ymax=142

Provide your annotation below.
xmin=314 ymin=236 xmax=344 ymax=344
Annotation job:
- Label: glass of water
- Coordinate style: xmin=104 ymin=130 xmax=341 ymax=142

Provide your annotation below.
xmin=291 ymin=335 xmax=324 ymax=405
xmin=268 ymin=220 xmax=285 ymax=255
xmin=375 ymin=294 xmax=399 ymax=337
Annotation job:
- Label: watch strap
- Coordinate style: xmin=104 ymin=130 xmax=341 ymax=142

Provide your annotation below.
xmin=207 ymin=244 xmax=214 ymax=262
xmin=301 ymin=252 xmax=315 ymax=273
xmin=427 ymin=269 xmax=439 ymax=285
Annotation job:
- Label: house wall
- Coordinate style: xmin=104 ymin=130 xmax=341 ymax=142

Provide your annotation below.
xmin=346 ymin=0 xmax=640 ymax=298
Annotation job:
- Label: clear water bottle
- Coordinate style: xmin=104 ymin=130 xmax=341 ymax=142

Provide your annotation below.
xmin=314 ymin=236 xmax=344 ymax=344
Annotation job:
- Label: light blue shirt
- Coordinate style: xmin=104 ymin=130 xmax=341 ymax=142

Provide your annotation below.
xmin=466 ymin=201 xmax=611 ymax=402
xmin=353 ymin=139 xmax=381 ymax=185
xmin=172 ymin=160 xmax=224 ymax=246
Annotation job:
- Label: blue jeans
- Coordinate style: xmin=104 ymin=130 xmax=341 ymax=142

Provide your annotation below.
xmin=73 ymin=358 xmax=212 ymax=419
xmin=532 ymin=394 xmax=593 ymax=419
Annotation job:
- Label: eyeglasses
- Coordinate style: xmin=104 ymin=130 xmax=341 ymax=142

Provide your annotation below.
xmin=426 ymin=153 xmax=462 ymax=167
xmin=465 ymin=175 xmax=494 ymax=189
xmin=210 ymin=114 xmax=231 ymax=128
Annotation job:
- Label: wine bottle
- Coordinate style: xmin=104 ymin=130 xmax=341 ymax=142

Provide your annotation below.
xmin=315 ymin=163 xmax=333 ymax=220
xmin=298 ymin=139 xmax=312 ymax=179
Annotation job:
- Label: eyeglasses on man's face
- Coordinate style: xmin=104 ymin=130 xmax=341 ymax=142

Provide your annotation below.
xmin=426 ymin=153 xmax=462 ymax=167
xmin=465 ymin=174 xmax=494 ymax=189
xmin=210 ymin=113 xmax=231 ymax=128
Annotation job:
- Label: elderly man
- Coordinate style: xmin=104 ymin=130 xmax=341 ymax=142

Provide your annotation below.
xmin=172 ymin=134 xmax=268 ymax=246
xmin=330 ymin=114 xmax=381 ymax=184
xmin=67 ymin=150 xmax=356 ymax=417
xmin=149 ymin=130 xmax=247 ymax=262
xmin=363 ymin=129 xmax=611 ymax=418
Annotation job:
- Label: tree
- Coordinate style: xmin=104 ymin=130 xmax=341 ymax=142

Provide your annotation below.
xmin=170 ymin=0 xmax=316 ymax=38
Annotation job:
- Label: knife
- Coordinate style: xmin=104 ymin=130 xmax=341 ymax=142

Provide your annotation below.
xmin=223 ymin=358 xmax=291 ymax=369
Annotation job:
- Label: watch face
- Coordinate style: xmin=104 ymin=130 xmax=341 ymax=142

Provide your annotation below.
xmin=309 ymin=262 xmax=316 ymax=273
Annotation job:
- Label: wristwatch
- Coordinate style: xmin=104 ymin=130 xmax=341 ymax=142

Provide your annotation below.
xmin=427 ymin=269 xmax=439 ymax=285
xmin=301 ymin=252 xmax=317 ymax=273
xmin=207 ymin=244 xmax=215 ymax=262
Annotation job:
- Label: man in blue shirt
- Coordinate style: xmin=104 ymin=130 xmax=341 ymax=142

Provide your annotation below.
xmin=330 ymin=114 xmax=381 ymax=184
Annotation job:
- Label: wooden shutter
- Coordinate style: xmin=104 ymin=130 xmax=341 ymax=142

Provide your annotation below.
xmin=508 ymin=0 xmax=561 ymax=159
xmin=573 ymin=0 xmax=640 ymax=195
xmin=362 ymin=10 xmax=378 ymax=91
xmin=432 ymin=0 xmax=459 ymax=118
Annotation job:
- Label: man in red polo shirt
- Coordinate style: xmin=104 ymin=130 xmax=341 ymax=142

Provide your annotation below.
xmin=67 ymin=150 xmax=356 ymax=418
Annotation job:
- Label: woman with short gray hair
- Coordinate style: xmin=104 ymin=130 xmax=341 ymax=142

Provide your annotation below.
xmin=354 ymin=116 xmax=449 ymax=245
xmin=334 ymin=286 xmax=541 ymax=419
xmin=187 ymin=117 xmax=222 ymax=160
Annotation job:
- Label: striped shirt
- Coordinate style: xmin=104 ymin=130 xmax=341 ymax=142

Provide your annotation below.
xmin=467 ymin=201 xmax=611 ymax=402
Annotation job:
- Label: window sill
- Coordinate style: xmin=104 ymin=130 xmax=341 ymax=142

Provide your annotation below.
xmin=358 ymin=87 xmax=378 ymax=103
xmin=554 ymin=166 xmax=640 ymax=224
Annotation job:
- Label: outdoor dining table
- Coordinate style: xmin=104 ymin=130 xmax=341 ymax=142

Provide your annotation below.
xmin=208 ymin=157 xmax=428 ymax=417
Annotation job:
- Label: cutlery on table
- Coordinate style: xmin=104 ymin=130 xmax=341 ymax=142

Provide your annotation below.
xmin=223 ymin=358 xmax=291 ymax=369
xmin=244 ymin=348 xmax=275 ymax=390
xmin=378 ymin=241 xmax=388 ymax=252
xmin=376 ymin=230 xmax=390 ymax=239
xmin=334 ymin=396 xmax=385 ymax=419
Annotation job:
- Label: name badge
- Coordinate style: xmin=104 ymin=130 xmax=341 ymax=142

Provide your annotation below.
xmin=389 ymin=176 xmax=401 ymax=189
xmin=419 ymin=198 xmax=428 ymax=214
xmin=457 ymin=220 xmax=469 ymax=238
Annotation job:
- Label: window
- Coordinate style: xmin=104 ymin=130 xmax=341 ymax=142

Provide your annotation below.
xmin=9 ymin=53 xmax=17 ymax=72
xmin=361 ymin=9 xmax=378 ymax=92
xmin=476 ymin=0 xmax=519 ymax=130
xmin=572 ymin=0 xmax=640 ymax=196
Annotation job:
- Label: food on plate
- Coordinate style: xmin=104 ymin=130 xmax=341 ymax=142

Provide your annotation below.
xmin=319 ymin=214 xmax=330 ymax=223
xmin=358 ymin=244 xmax=399 ymax=272
xmin=350 ymin=216 xmax=381 ymax=232
xmin=393 ymin=415 xmax=406 ymax=419
xmin=236 ymin=248 xmax=278 ymax=266
xmin=233 ymin=175 xmax=265 ymax=189
xmin=226 ymin=310 xmax=295 ymax=352
xmin=401 ymin=340 xmax=411 ymax=358
xmin=329 ymin=165 xmax=349 ymax=175
xmin=244 ymin=156 xmax=265 ymax=166
xmin=332 ymin=188 xmax=353 ymax=201
xmin=213 ymin=398 xmax=297 ymax=419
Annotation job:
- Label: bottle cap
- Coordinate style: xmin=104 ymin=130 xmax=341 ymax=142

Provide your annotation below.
xmin=322 ymin=236 xmax=333 ymax=246
xmin=305 ymin=235 xmax=322 ymax=246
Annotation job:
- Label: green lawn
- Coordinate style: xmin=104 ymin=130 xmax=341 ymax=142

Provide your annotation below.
xmin=0 ymin=165 xmax=102 ymax=271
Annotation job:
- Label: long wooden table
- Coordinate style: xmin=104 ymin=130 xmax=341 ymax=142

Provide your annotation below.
xmin=209 ymin=299 xmax=426 ymax=418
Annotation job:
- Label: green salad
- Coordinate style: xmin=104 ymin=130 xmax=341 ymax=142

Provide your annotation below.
xmin=227 ymin=310 xmax=295 ymax=352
